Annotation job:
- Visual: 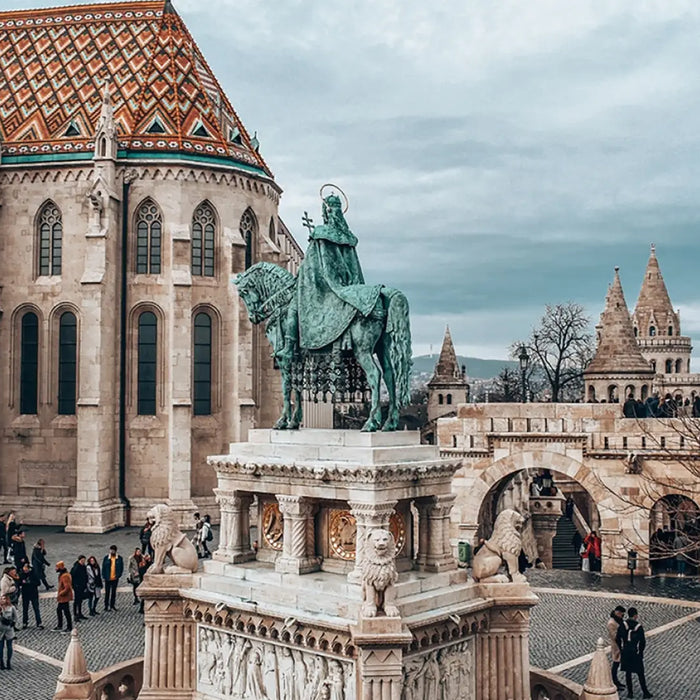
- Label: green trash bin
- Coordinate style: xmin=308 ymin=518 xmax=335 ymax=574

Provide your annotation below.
xmin=458 ymin=541 xmax=471 ymax=565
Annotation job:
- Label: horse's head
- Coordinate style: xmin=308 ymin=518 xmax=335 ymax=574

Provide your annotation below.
xmin=235 ymin=262 xmax=296 ymax=325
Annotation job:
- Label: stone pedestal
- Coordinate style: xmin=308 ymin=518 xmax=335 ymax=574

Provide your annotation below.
xmin=65 ymin=498 xmax=125 ymax=533
xmin=137 ymin=573 xmax=196 ymax=699
xmin=530 ymin=495 xmax=564 ymax=568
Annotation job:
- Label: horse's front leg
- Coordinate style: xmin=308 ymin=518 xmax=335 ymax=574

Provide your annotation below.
xmin=289 ymin=388 xmax=303 ymax=430
xmin=273 ymin=359 xmax=292 ymax=430
xmin=351 ymin=323 xmax=383 ymax=432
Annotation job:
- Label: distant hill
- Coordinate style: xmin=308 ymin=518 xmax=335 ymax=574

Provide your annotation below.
xmin=412 ymin=354 xmax=517 ymax=381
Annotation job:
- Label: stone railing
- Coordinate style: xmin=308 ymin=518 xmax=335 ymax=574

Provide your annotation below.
xmin=530 ymin=667 xmax=582 ymax=700
xmin=91 ymin=658 xmax=143 ymax=700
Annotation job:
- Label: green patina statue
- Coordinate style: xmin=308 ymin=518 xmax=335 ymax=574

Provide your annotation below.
xmin=235 ymin=190 xmax=412 ymax=432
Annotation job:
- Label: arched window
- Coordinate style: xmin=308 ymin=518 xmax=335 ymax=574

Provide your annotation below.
xmin=193 ymin=312 xmax=212 ymax=416
xmin=438 ymin=394 xmax=444 ymax=405
xmin=137 ymin=312 xmax=158 ymax=415
xmin=665 ymin=359 xmax=673 ymax=374
xmin=641 ymin=385 xmax=649 ymax=401
xmin=634 ymin=327 xmax=638 ymax=337
xmin=269 ymin=218 xmax=277 ymax=246
xmin=649 ymin=326 xmax=656 ymax=337
xmin=240 ymin=209 xmax=257 ymax=270
xmin=668 ymin=326 xmax=673 ymax=336
xmin=38 ymin=202 xmax=62 ymax=276
xmin=20 ymin=312 xmax=39 ymax=414
xmin=675 ymin=359 xmax=682 ymax=373
xmin=446 ymin=394 xmax=452 ymax=405
xmin=588 ymin=386 xmax=596 ymax=402
xmin=608 ymin=385 xmax=618 ymax=403
xmin=58 ymin=312 xmax=77 ymax=415
xmin=191 ymin=202 xmax=216 ymax=277
xmin=135 ymin=200 xmax=162 ymax=274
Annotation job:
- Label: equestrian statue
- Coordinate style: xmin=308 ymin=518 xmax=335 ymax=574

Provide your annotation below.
xmin=235 ymin=186 xmax=412 ymax=432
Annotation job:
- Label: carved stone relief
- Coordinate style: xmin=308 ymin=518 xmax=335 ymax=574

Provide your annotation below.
xmin=401 ymin=639 xmax=475 ymax=700
xmin=262 ymin=502 xmax=284 ymax=551
xmin=196 ymin=625 xmax=355 ymax=700
xmin=328 ymin=510 xmax=407 ymax=561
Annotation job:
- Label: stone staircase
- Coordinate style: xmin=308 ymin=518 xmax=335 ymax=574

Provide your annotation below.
xmin=552 ymin=516 xmax=583 ymax=570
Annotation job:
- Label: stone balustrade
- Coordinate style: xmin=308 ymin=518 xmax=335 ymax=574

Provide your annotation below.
xmin=91 ymin=658 xmax=143 ymax=700
xmin=530 ymin=668 xmax=582 ymax=700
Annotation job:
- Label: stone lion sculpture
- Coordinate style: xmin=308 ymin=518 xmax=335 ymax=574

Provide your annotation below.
xmin=471 ymin=509 xmax=526 ymax=583
xmin=147 ymin=504 xmax=199 ymax=574
xmin=360 ymin=528 xmax=399 ymax=618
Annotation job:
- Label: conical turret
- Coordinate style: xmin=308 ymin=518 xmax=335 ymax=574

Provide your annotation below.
xmin=54 ymin=629 xmax=93 ymax=699
xmin=633 ymin=244 xmax=679 ymax=338
xmin=579 ymin=637 xmax=620 ymax=699
xmin=586 ymin=268 xmax=653 ymax=375
xmin=430 ymin=326 xmax=463 ymax=382
xmin=427 ymin=326 xmax=469 ymax=424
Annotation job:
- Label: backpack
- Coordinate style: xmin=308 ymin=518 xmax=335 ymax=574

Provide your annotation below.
xmin=206 ymin=526 xmax=213 ymax=542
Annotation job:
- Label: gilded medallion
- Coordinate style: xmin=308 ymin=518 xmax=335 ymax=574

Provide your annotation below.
xmin=262 ymin=502 xmax=283 ymax=551
xmin=329 ymin=510 xmax=357 ymax=560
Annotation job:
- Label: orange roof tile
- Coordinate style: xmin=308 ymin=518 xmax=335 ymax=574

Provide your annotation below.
xmin=0 ymin=1 xmax=271 ymax=176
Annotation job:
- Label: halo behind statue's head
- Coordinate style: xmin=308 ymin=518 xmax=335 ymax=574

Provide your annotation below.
xmin=320 ymin=183 xmax=349 ymax=213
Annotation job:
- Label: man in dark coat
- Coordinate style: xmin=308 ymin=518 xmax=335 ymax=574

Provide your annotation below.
xmin=616 ymin=607 xmax=653 ymax=698
xmin=19 ymin=562 xmax=42 ymax=629
xmin=101 ymin=545 xmax=124 ymax=611
xmin=70 ymin=556 xmax=88 ymax=621
xmin=623 ymin=394 xmax=636 ymax=418
xmin=11 ymin=531 xmax=27 ymax=568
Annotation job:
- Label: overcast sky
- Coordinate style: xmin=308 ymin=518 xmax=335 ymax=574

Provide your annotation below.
xmin=5 ymin=0 xmax=700 ymax=361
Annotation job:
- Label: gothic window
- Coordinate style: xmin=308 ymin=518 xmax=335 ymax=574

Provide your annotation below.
xmin=240 ymin=209 xmax=257 ymax=270
xmin=649 ymin=326 xmax=656 ymax=337
xmin=135 ymin=200 xmax=162 ymax=275
xmin=57 ymin=312 xmax=77 ymax=415
xmin=137 ymin=312 xmax=158 ymax=415
xmin=191 ymin=203 xmax=216 ymax=277
xmin=193 ymin=312 xmax=212 ymax=416
xmin=665 ymin=359 xmax=673 ymax=374
xmin=38 ymin=202 xmax=62 ymax=276
xmin=269 ymin=218 xmax=277 ymax=246
xmin=676 ymin=359 xmax=683 ymax=374
xmin=20 ymin=312 xmax=39 ymax=415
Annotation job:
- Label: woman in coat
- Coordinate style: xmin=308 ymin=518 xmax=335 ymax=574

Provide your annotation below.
xmin=128 ymin=548 xmax=143 ymax=604
xmin=0 ymin=567 xmax=18 ymax=604
xmin=0 ymin=594 xmax=18 ymax=670
xmin=31 ymin=539 xmax=52 ymax=591
xmin=85 ymin=556 xmax=102 ymax=616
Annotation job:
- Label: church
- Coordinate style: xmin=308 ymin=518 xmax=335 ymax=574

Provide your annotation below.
xmin=0 ymin=1 xmax=302 ymax=531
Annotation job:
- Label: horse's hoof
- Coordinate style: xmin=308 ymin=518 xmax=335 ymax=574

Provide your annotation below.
xmin=288 ymin=421 xmax=300 ymax=430
xmin=361 ymin=420 xmax=379 ymax=432
xmin=273 ymin=420 xmax=288 ymax=430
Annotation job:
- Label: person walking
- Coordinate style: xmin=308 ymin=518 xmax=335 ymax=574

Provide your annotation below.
xmin=32 ymin=539 xmax=53 ymax=591
xmin=86 ymin=556 xmax=102 ymax=616
xmin=572 ymin=530 xmax=583 ymax=557
xmin=607 ymin=605 xmax=626 ymax=691
xmin=0 ymin=594 xmax=18 ymax=670
xmin=565 ymin=497 xmax=575 ymax=520
xmin=137 ymin=554 xmax=151 ymax=614
xmin=0 ymin=568 xmax=18 ymax=605
xmin=139 ymin=520 xmax=154 ymax=558
xmin=201 ymin=515 xmax=213 ymax=559
xmin=617 ymin=607 xmax=653 ymax=699
xmin=128 ymin=548 xmax=143 ymax=605
xmin=54 ymin=561 xmax=73 ymax=633
xmin=0 ymin=515 xmax=8 ymax=565
xmin=101 ymin=545 xmax=123 ymax=612
xmin=19 ymin=562 xmax=42 ymax=629
xmin=70 ymin=556 xmax=88 ymax=621
xmin=5 ymin=514 xmax=17 ymax=549
xmin=10 ymin=531 xmax=27 ymax=569
xmin=673 ymin=530 xmax=688 ymax=576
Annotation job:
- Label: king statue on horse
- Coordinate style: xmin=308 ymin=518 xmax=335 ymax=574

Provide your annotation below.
xmin=235 ymin=187 xmax=412 ymax=432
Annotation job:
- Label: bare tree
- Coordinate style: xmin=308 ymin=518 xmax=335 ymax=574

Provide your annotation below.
xmin=512 ymin=303 xmax=594 ymax=402
xmin=490 ymin=367 xmax=522 ymax=402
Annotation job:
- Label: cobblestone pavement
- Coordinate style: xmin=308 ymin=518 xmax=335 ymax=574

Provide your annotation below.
xmin=2 ymin=527 xmax=699 ymax=699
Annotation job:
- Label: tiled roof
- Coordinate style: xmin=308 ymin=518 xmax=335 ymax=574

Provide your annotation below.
xmin=0 ymin=1 xmax=271 ymax=176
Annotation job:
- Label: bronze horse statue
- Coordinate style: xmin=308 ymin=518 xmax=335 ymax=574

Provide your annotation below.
xmin=235 ymin=262 xmax=412 ymax=432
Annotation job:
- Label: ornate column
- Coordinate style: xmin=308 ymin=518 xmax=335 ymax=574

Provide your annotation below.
xmin=415 ymin=494 xmax=457 ymax=572
xmin=138 ymin=573 xmax=196 ymax=699
xmin=475 ymin=583 xmax=537 ymax=700
xmin=213 ymin=489 xmax=255 ymax=564
xmin=347 ymin=500 xmax=397 ymax=583
xmin=275 ymin=495 xmax=320 ymax=574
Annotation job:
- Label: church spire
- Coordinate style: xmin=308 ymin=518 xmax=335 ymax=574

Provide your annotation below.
xmin=585 ymin=267 xmax=653 ymax=375
xmin=431 ymin=326 xmax=463 ymax=381
xmin=93 ymin=80 xmax=118 ymax=161
xmin=633 ymin=243 xmax=679 ymax=337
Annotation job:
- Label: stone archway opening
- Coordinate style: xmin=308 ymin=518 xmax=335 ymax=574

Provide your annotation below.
xmin=476 ymin=468 xmax=602 ymax=572
xmin=649 ymin=494 xmax=700 ymax=576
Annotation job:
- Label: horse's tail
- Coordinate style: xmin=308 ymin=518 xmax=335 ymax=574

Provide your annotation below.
xmin=384 ymin=289 xmax=412 ymax=408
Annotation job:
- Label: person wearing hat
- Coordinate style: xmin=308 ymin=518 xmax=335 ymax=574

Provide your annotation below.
xmin=607 ymin=605 xmax=626 ymax=691
xmin=53 ymin=561 xmax=73 ymax=633
xmin=616 ymin=607 xmax=653 ymax=699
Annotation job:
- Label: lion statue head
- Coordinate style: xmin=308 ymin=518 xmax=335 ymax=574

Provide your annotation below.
xmin=147 ymin=503 xmax=180 ymax=549
xmin=489 ymin=508 xmax=526 ymax=557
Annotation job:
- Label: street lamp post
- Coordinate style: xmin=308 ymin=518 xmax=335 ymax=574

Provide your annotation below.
xmin=518 ymin=345 xmax=529 ymax=403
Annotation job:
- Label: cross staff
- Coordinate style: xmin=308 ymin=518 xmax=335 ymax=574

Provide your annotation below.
xmin=302 ymin=211 xmax=315 ymax=234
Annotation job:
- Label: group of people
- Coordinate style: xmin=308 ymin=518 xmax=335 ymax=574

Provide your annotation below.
xmin=622 ymin=392 xmax=700 ymax=419
xmin=608 ymin=605 xmax=653 ymax=698
xmin=649 ymin=526 xmax=695 ymax=576
xmin=571 ymin=529 xmax=602 ymax=572
xmin=193 ymin=512 xmax=213 ymax=559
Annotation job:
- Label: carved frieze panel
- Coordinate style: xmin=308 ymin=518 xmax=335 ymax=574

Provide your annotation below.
xmin=196 ymin=625 xmax=356 ymax=700
xmin=262 ymin=501 xmax=284 ymax=551
xmin=402 ymin=639 xmax=475 ymax=700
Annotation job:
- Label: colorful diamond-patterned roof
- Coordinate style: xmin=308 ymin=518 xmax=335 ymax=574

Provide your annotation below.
xmin=0 ymin=1 xmax=271 ymax=176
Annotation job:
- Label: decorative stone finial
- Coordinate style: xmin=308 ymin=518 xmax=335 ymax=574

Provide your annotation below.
xmin=650 ymin=242 xmax=656 ymax=254
xmin=579 ymin=637 xmax=619 ymax=700
xmin=53 ymin=629 xmax=93 ymax=699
